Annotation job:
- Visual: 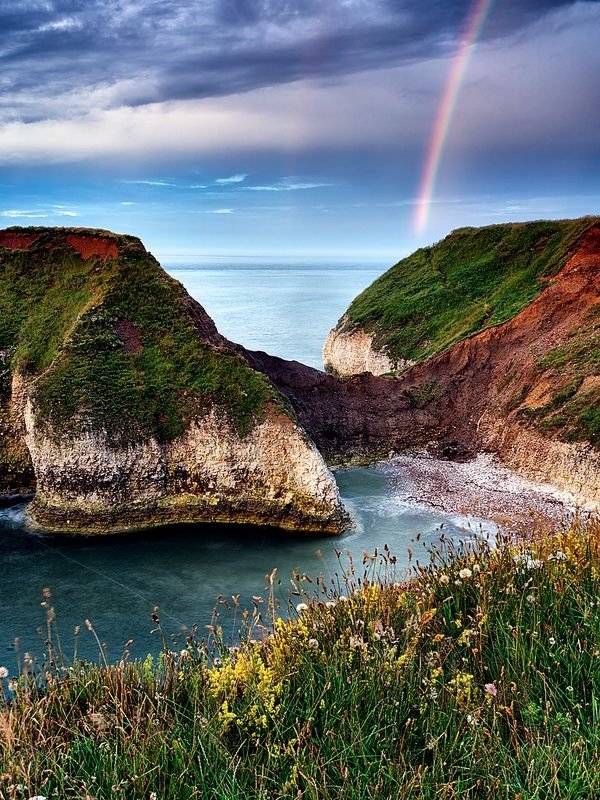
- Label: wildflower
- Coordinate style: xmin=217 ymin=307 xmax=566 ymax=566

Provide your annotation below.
xmin=307 ymin=638 xmax=319 ymax=649
xmin=325 ymin=600 xmax=336 ymax=608
xmin=459 ymin=568 xmax=472 ymax=580
xmin=526 ymin=593 xmax=536 ymax=604
xmin=472 ymin=564 xmax=481 ymax=573
xmin=549 ymin=637 xmax=556 ymax=646
xmin=547 ymin=551 xmax=567 ymax=561
xmin=338 ymin=595 xmax=349 ymax=602
xmin=296 ymin=603 xmax=309 ymax=613
xmin=514 ymin=553 xmax=543 ymax=570
xmin=150 ymin=793 xmax=158 ymax=800
xmin=439 ymin=574 xmax=450 ymax=585
xmin=179 ymin=649 xmax=188 ymax=658
xmin=567 ymin=686 xmax=574 ymax=693
xmin=484 ymin=682 xmax=497 ymax=697
xmin=0 ymin=666 xmax=8 ymax=679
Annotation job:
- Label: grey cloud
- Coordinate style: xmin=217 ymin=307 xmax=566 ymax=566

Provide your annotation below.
xmin=0 ymin=0 xmax=585 ymax=123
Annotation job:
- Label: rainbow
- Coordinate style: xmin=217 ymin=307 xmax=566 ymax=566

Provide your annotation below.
xmin=413 ymin=0 xmax=493 ymax=236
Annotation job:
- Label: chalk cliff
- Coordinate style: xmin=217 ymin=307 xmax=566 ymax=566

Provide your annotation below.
xmin=322 ymin=317 xmax=405 ymax=376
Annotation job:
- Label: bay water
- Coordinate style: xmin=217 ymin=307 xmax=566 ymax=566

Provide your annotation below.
xmin=0 ymin=263 xmax=483 ymax=667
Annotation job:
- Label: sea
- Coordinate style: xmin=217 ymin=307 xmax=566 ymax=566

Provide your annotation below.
xmin=0 ymin=262 xmax=486 ymax=667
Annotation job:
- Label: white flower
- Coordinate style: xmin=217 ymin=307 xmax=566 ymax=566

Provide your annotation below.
xmin=308 ymin=638 xmax=319 ymax=649
xmin=548 ymin=551 xmax=567 ymax=562
xmin=338 ymin=595 xmax=349 ymax=602
xmin=459 ymin=568 xmax=472 ymax=580
xmin=472 ymin=564 xmax=481 ymax=573
xmin=514 ymin=553 xmax=543 ymax=570
xmin=526 ymin=593 xmax=536 ymax=604
xmin=567 ymin=686 xmax=574 ymax=693
xmin=439 ymin=575 xmax=450 ymax=585
xmin=325 ymin=600 xmax=337 ymax=608
xmin=179 ymin=649 xmax=188 ymax=658
xmin=296 ymin=602 xmax=309 ymax=613
xmin=549 ymin=637 xmax=556 ymax=646
xmin=0 ymin=666 xmax=8 ymax=679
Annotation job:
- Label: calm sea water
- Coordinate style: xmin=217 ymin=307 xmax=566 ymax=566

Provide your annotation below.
xmin=0 ymin=264 xmax=484 ymax=668
xmin=167 ymin=263 xmax=383 ymax=369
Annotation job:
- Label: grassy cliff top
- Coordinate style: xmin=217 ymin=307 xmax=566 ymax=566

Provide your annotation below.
xmin=343 ymin=217 xmax=600 ymax=364
xmin=0 ymin=227 xmax=279 ymax=443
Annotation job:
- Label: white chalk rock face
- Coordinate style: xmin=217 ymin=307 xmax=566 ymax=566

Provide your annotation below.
xmin=323 ymin=317 xmax=413 ymax=376
xmin=24 ymin=399 xmax=348 ymax=535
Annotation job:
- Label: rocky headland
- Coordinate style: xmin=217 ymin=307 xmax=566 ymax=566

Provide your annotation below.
xmin=0 ymin=227 xmax=346 ymax=534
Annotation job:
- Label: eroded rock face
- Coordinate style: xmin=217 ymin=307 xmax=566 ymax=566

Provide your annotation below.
xmin=322 ymin=318 xmax=410 ymax=376
xmin=25 ymin=402 xmax=346 ymax=534
xmin=484 ymin=423 xmax=600 ymax=509
xmin=0 ymin=368 xmax=34 ymax=496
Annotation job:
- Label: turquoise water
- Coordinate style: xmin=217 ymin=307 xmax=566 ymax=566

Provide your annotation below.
xmin=0 ymin=264 xmax=484 ymax=668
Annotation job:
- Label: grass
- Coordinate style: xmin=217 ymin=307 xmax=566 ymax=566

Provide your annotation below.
xmin=0 ymin=228 xmax=279 ymax=444
xmin=344 ymin=217 xmax=598 ymax=365
xmin=519 ymin=303 xmax=600 ymax=445
xmin=1 ymin=520 xmax=598 ymax=799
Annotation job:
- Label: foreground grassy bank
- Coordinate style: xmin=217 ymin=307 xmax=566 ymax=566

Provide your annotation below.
xmin=1 ymin=522 xmax=599 ymax=799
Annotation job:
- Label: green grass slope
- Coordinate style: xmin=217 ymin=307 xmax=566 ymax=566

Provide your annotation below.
xmin=0 ymin=227 xmax=278 ymax=444
xmin=344 ymin=217 xmax=599 ymax=365
xmin=1 ymin=521 xmax=598 ymax=798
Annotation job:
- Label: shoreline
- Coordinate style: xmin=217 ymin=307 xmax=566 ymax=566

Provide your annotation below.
xmin=377 ymin=450 xmax=591 ymax=533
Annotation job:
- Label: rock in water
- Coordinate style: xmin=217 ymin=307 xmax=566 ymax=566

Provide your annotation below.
xmin=0 ymin=227 xmax=347 ymax=534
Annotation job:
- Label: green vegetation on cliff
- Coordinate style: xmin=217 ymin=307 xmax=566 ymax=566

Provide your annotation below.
xmin=0 ymin=228 xmax=278 ymax=443
xmin=344 ymin=217 xmax=598 ymax=364
xmin=1 ymin=521 xmax=598 ymax=799
xmin=522 ymin=302 xmax=600 ymax=446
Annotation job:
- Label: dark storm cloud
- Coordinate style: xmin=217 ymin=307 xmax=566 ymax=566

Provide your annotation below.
xmin=0 ymin=0 xmax=585 ymax=122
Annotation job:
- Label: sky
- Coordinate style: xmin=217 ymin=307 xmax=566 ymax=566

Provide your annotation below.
xmin=0 ymin=0 xmax=599 ymax=264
